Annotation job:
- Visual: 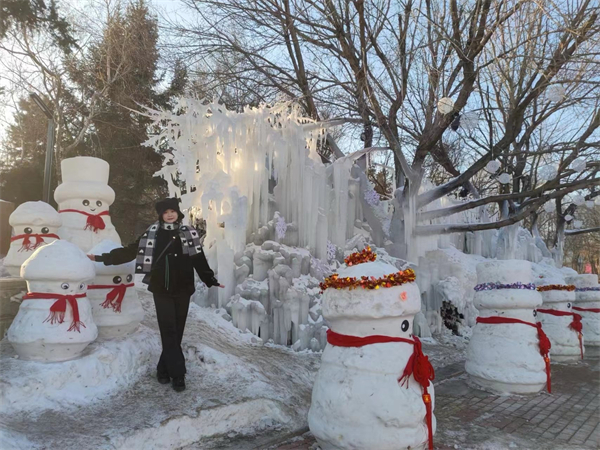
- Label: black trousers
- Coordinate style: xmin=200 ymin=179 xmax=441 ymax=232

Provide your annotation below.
xmin=153 ymin=293 xmax=191 ymax=378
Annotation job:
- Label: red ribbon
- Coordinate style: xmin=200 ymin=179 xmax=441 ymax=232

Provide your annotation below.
xmin=10 ymin=233 xmax=59 ymax=252
xmin=537 ymin=309 xmax=584 ymax=359
xmin=22 ymin=292 xmax=87 ymax=332
xmin=477 ymin=316 xmax=552 ymax=392
xmin=87 ymin=283 xmax=134 ymax=312
xmin=327 ymin=329 xmax=435 ymax=450
xmin=59 ymin=209 xmax=109 ymax=232
xmin=572 ymin=306 xmax=600 ymax=313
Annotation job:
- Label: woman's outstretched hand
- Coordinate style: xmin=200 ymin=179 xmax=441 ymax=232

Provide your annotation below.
xmin=218 ymin=284 xmax=225 ymax=288
xmin=87 ymin=255 xmax=96 ymax=261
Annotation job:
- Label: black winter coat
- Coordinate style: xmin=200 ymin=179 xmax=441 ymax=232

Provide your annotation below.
xmin=95 ymin=227 xmax=218 ymax=296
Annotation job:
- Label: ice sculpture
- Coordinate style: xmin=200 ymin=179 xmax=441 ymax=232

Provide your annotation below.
xmin=7 ymin=240 xmax=98 ymax=361
xmin=4 ymin=201 xmax=61 ymax=277
xmin=466 ymin=260 xmax=549 ymax=394
xmin=55 ymin=156 xmax=121 ymax=253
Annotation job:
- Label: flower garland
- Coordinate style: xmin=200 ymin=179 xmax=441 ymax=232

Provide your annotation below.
xmin=320 ymin=268 xmax=416 ymax=292
xmin=474 ymin=281 xmax=536 ymax=292
xmin=536 ymin=284 xmax=576 ymax=292
xmin=344 ymin=246 xmax=377 ymax=266
xmin=575 ymin=287 xmax=600 ymax=292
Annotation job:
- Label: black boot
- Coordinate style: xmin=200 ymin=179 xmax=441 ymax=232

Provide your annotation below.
xmin=157 ymin=372 xmax=170 ymax=385
xmin=172 ymin=376 xmax=186 ymax=392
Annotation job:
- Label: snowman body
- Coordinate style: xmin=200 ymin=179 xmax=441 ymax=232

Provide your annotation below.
xmin=537 ymin=287 xmax=582 ymax=362
xmin=54 ymin=157 xmax=121 ymax=253
xmin=466 ymin=260 xmax=547 ymax=394
xmin=566 ymin=274 xmax=600 ymax=347
xmin=7 ymin=241 xmax=98 ymax=362
xmin=88 ymin=240 xmax=144 ymax=339
xmin=4 ymin=201 xmax=61 ymax=277
xmin=308 ymin=260 xmax=435 ymax=450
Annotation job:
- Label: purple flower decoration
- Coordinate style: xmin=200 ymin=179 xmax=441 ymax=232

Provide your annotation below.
xmin=575 ymin=287 xmax=600 ymax=292
xmin=474 ymin=281 xmax=537 ymax=292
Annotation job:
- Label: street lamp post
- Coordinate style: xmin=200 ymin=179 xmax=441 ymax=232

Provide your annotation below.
xmin=29 ymin=93 xmax=55 ymax=203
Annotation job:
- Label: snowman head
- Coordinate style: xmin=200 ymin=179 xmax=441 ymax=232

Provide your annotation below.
xmin=89 ymin=240 xmax=135 ymax=285
xmin=54 ymin=157 xmax=115 ymax=210
xmin=9 ymin=201 xmax=62 ymax=238
xmin=21 ymin=240 xmax=95 ymax=294
xmin=321 ymin=248 xmax=421 ymax=338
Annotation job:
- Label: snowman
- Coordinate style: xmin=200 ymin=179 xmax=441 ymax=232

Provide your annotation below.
xmin=4 ymin=201 xmax=62 ymax=277
xmin=308 ymin=247 xmax=436 ymax=450
xmin=87 ymin=240 xmax=144 ymax=339
xmin=536 ymin=282 xmax=583 ymax=362
xmin=7 ymin=240 xmax=98 ymax=362
xmin=466 ymin=260 xmax=551 ymax=394
xmin=566 ymin=274 xmax=600 ymax=348
xmin=54 ymin=156 xmax=121 ymax=253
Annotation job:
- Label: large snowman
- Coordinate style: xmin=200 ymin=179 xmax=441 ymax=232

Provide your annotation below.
xmin=566 ymin=274 xmax=600 ymax=348
xmin=87 ymin=240 xmax=144 ymax=339
xmin=308 ymin=248 xmax=436 ymax=450
xmin=7 ymin=240 xmax=98 ymax=362
xmin=4 ymin=201 xmax=61 ymax=277
xmin=466 ymin=260 xmax=551 ymax=394
xmin=536 ymin=282 xmax=583 ymax=362
xmin=54 ymin=156 xmax=121 ymax=253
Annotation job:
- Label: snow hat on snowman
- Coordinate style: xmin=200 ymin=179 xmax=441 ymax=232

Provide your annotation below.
xmin=9 ymin=201 xmax=61 ymax=251
xmin=54 ymin=156 xmax=115 ymax=205
xmin=155 ymin=197 xmax=185 ymax=222
xmin=21 ymin=240 xmax=95 ymax=282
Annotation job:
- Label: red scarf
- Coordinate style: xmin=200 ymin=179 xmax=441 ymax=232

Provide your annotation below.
xmin=327 ymin=329 xmax=435 ymax=450
xmin=10 ymin=233 xmax=59 ymax=252
xmin=87 ymin=283 xmax=134 ymax=312
xmin=476 ymin=316 xmax=552 ymax=392
xmin=572 ymin=306 xmax=600 ymax=313
xmin=22 ymin=292 xmax=87 ymax=332
xmin=537 ymin=309 xmax=584 ymax=359
xmin=59 ymin=209 xmax=109 ymax=232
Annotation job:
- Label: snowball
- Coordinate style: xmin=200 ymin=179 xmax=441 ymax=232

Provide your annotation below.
xmin=485 ymin=160 xmax=501 ymax=173
xmin=460 ymin=111 xmax=479 ymax=130
xmin=21 ymin=240 xmax=95 ymax=281
xmin=538 ymin=164 xmax=557 ymax=182
xmin=547 ymin=84 xmax=566 ymax=102
xmin=497 ymin=173 xmax=511 ymax=184
xmin=564 ymin=214 xmax=573 ymax=222
xmin=543 ymin=202 xmax=556 ymax=213
xmin=573 ymin=220 xmax=583 ymax=229
xmin=437 ymin=97 xmax=454 ymax=114
xmin=571 ymin=194 xmax=585 ymax=206
xmin=570 ymin=157 xmax=586 ymax=173
xmin=585 ymin=200 xmax=595 ymax=209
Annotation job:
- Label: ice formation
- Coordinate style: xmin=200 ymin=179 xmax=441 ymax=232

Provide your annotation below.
xmin=4 ymin=201 xmax=61 ymax=277
xmin=308 ymin=258 xmax=435 ymax=450
xmin=88 ymin=240 xmax=144 ymax=339
xmin=536 ymin=280 xmax=582 ymax=362
xmin=465 ymin=260 xmax=548 ymax=394
xmin=55 ymin=157 xmax=121 ymax=252
xmin=7 ymin=240 xmax=98 ymax=361
xmin=566 ymin=274 xmax=600 ymax=347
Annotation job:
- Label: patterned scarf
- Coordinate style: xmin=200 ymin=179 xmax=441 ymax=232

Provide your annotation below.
xmin=135 ymin=221 xmax=203 ymax=275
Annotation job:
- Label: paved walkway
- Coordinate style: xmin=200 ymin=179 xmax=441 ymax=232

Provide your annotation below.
xmin=269 ymin=357 xmax=600 ymax=450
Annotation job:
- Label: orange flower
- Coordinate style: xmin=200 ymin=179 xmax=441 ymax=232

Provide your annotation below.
xmin=401 ymin=291 xmax=407 ymax=301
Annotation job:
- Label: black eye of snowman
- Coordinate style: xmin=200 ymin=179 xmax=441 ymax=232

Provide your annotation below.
xmin=126 ymin=274 xmax=133 ymax=282
xmin=83 ymin=200 xmax=90 ymax=206
xmin=113 ymin=276 xmax=122 ymax=284
xmin=96 ymin=200 xmax=103 ymax=207
xmin=401 ymin=320 xmax=409 ymax=332
xmin=533 ymin=310 xmax=537 ymax=317
xmin=79 ymin=282 xmax=86 ymax=290
xmin=568 ymin=302 xmax=572 ymax=308
xmin=41 ymin=227 xmax=49 ymax=234
xmin=61 ymin=282 xmax=70 ymax=290
xmin=24 ymin=227 xmax=33 ymax=234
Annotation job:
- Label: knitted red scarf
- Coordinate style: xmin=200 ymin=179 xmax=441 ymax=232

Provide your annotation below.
xmin=326 ymin=329 xmax=435 ymax=450
xmin=476 ymin=316 xmax=552 ymax=392
xmin=537 ymin=309 xmax=583 ymax=359
xmin=10 ymin=233 xmax=59 ymax=252
xmin=572 ymin=306 xmax=600 ymax=313
xmin=88 ymin=283 xmax=134 ymax=312
xmin=59 ymin=209 xmax=109 ymax=232
xmin=22 ymin=292 xmax=87 ymax=332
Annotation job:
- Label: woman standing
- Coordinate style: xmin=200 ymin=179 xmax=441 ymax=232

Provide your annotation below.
xmin=89 ymin=198 xmax=222 ymax=392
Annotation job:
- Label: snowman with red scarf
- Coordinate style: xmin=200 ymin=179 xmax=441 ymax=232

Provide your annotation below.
xmin=4 ymin=201 xmax=61 ymax=277
xmin=54 ymin=156 xmax=121 ymax=253
xmin=87 ymin=240 xmax=144 ymax=339
xmin=7 ymin=240 xmax=98 ymax=361
xmin=308 ymin=248 xmax=436 ymax=450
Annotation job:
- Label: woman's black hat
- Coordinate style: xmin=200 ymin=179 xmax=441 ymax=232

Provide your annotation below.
xmin=155 ymin=197 xmax=185 ymax=222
